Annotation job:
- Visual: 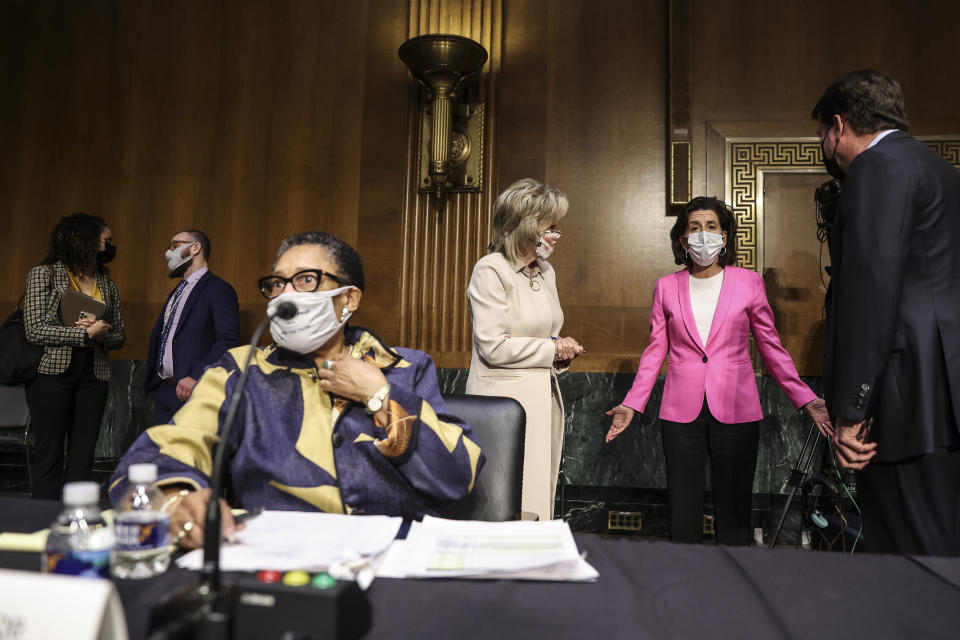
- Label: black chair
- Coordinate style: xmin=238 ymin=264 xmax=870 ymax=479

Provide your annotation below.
xmin=0 ymin=385 xmax=34 ymax=494
xmin=435 ymin=393 xmax=525 ymax=522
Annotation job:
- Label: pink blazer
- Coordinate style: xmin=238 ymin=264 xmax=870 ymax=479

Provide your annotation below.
xmin=622 ymin=266 xmax=816 ymax=424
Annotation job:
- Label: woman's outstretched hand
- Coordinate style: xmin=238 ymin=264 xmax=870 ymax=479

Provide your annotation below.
xmin=803 ymin=398 xmax=834 ymax=438
xmin=604 ymin=404 xmax=635 ymax=443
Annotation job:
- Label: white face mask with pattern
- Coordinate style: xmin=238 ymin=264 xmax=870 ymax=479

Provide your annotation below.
xmin=535 ymin=230 xmax=562 ymax=260
xmin=686 ymin=231 xmax=725 ymax=267
xmin=268 ymin=287 xmax=354 ymax=354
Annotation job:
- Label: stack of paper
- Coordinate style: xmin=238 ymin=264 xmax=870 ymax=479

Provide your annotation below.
xmin=173 ymin=511 xmax=597 ymax=584
xmin=375 ymin=516 xmax=598 ymax=581
xmin=175 ymin=510 xmax=402 ymax=577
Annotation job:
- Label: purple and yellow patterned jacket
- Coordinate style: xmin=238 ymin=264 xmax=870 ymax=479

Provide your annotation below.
xmin=110 ymin=327 xmax=484 ymax=519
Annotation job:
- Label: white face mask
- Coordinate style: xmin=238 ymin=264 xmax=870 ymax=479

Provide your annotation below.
xmin=686 ymin=231 xmax=725 ymax=267
xmin=268 ymin=287 xmax=354 ymax=354
xmin=165 ymin=242 xmax=196 ymax=273
xmin=535 ymin=230 xmax=562 ymax=260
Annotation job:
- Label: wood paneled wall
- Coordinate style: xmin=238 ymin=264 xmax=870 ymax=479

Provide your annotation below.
xmin=693 ymin=0 xmax=960 ymax=197
xmin=0 ymin=0 xmax=411 ymax=359
xmin=3 ymin=0 xmax=959 ymax=372
xmin=397 ymin=0 xmax=502 ymax=367
xmin=497 ymin=0 xmax=674 ymax=372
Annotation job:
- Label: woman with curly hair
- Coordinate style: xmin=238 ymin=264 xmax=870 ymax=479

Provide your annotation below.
xmin=24 ymin=212 xmax=125 ymax=499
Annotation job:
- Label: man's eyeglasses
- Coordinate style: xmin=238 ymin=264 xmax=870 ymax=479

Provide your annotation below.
xmin=258 ymin=269 xmax=349 ymax=299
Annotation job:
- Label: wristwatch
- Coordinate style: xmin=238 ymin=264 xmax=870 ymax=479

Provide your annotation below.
xmin=365 ymin=384 xmax=390 ymax=413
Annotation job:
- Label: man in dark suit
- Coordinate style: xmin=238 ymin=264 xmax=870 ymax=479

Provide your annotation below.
xmin=813 ymin=70 xmax=960 ymax=555
xmin=147 ymin=230 xmax=240 ymax=424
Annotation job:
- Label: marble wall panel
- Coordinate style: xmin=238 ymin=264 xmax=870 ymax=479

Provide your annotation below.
xmin=92 ymin=362 xmax=826 ymax=496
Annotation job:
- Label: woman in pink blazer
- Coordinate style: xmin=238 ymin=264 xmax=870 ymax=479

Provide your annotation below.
xmin=605 ymin=196 xmax=832 ymax=545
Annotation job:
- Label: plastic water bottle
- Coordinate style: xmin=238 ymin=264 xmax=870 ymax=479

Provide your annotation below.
xmin=41 ymin=481 xmax=114 ymax=578
xmin=111 ymin=463 xmax=171 ymax=579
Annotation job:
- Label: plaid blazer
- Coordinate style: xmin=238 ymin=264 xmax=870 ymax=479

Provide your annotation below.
xmin=23 ymin=262 xmax=125 ymax=380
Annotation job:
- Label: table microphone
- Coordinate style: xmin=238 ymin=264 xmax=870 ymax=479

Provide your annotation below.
xmin=147 ymin=301 xmax=371 ymax=640
xmin=200 ymin=300 xmax=296 ymax=594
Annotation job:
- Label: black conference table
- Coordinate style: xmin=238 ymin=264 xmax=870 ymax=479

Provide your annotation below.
xmin=2 ymin=496 xmax=958 ymax=639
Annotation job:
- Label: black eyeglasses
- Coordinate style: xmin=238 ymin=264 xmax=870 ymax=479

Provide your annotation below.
xmin=258 ymin=269 xmax=349 ymax=299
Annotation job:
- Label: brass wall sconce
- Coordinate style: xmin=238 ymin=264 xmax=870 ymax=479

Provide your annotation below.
xmin=399 ymin=34 xmax=488 ymax=194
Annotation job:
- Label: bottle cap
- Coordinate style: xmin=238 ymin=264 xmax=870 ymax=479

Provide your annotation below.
xmin=128 ymin=463 xmax=158 ymax=484
xmin=62 ymin=481 xmax=100 ymax=506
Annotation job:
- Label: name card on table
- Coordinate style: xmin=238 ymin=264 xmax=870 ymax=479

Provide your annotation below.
xmin=0 ymin=569 xmax=128 ymax=640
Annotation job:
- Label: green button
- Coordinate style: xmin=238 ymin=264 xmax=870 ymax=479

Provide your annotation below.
xmin=311 ymin=572 xmax=337 ymax=589
xmin=282 ymin=570 xmax=310 ymax=586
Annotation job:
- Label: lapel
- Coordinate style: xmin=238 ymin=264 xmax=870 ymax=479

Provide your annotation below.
xmin=677 ymin=270 xmax=705 ymax=352
xmin=173 ymin=271 xmax=210 ymax=337
xmin=49 ymin=263 xmax=68 ymax=319
xmin=94 ymin=271 xmax=110 ymax=312
xmin=152 ymin=282 xmax=178 ymax=337
xmin=53 ymin=262 xmax=69 ymax=289
xmin=703 ymin=266 xmax=735 ymax=351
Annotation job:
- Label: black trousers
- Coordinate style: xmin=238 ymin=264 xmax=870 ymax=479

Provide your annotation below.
xmin=152 ymin=380 xmax=183 ymax=425
xmin=857 ymin=446 xmax=960 ymax=556
xmin=25 ymin=349 xmax=108 ymax=500
xmin=661 ymin=402 xmax=760 ymax=545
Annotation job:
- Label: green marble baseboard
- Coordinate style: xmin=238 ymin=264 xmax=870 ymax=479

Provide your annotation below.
xmin=94 ymin=361 xmax=825 ymax=495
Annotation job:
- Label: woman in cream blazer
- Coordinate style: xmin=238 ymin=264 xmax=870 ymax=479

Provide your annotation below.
xmin=466 ymin=179 xmax=583 ymax=520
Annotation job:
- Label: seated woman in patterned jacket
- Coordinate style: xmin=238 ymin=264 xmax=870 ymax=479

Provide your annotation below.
xmin=111 ymin=232 xmax=485 ymax=549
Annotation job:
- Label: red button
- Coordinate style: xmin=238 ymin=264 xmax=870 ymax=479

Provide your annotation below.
xmin=257 ymin=570 xmax=283 ymax=583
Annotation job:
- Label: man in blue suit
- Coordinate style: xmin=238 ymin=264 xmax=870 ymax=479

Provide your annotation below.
xmin=146 ymin=230 xmax=240 ymax=424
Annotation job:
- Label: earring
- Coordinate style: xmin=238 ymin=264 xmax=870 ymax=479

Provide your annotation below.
xmin=719 ymin=246 xmax=726 ymax=256
xmin=340 ymin=307 xmax=351 ymax=322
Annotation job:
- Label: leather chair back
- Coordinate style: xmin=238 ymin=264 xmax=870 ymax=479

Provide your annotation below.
xmin=0 ymin=385 xmax=33 ymax=493
xmin=435 ymin=394 xmax=525 ymax=522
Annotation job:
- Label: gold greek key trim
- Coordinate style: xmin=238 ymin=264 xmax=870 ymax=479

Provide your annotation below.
xmin=724 ymin=136 xmax=960 ymax=274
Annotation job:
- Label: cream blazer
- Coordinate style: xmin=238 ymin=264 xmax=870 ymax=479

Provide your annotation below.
xmin=465 ymin=251 xmax=565 ymax=519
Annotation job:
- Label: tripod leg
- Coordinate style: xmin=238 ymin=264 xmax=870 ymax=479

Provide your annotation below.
xmin=768 ymin=422 xmax=821 ymax=549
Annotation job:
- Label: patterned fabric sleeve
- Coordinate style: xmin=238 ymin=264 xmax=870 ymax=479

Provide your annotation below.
xmin=376 ymin=352 xmax=485 ymax=501
xmin=109 ymin=350 xmax=241 ymax=500
xmin=23 ymin=265 xmax=87 ymax=348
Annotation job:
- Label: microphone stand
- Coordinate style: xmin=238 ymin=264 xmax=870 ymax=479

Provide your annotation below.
xmin=148 ymin=304 xmax=294 ymax=640
xmin=768 ymin=420 xmax=823 ymax=549
xmin=200 ymin=309 xmax=282 ymax=594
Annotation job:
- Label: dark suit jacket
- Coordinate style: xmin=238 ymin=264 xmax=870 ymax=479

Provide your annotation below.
xmin=824 ymin=131 xmax=960 ymax=462
xmin=145 ymin=271 xmax=240 ymax=392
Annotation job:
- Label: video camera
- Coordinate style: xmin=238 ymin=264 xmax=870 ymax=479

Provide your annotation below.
xmin=814 ymin=178 xmax=842 ymax=247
